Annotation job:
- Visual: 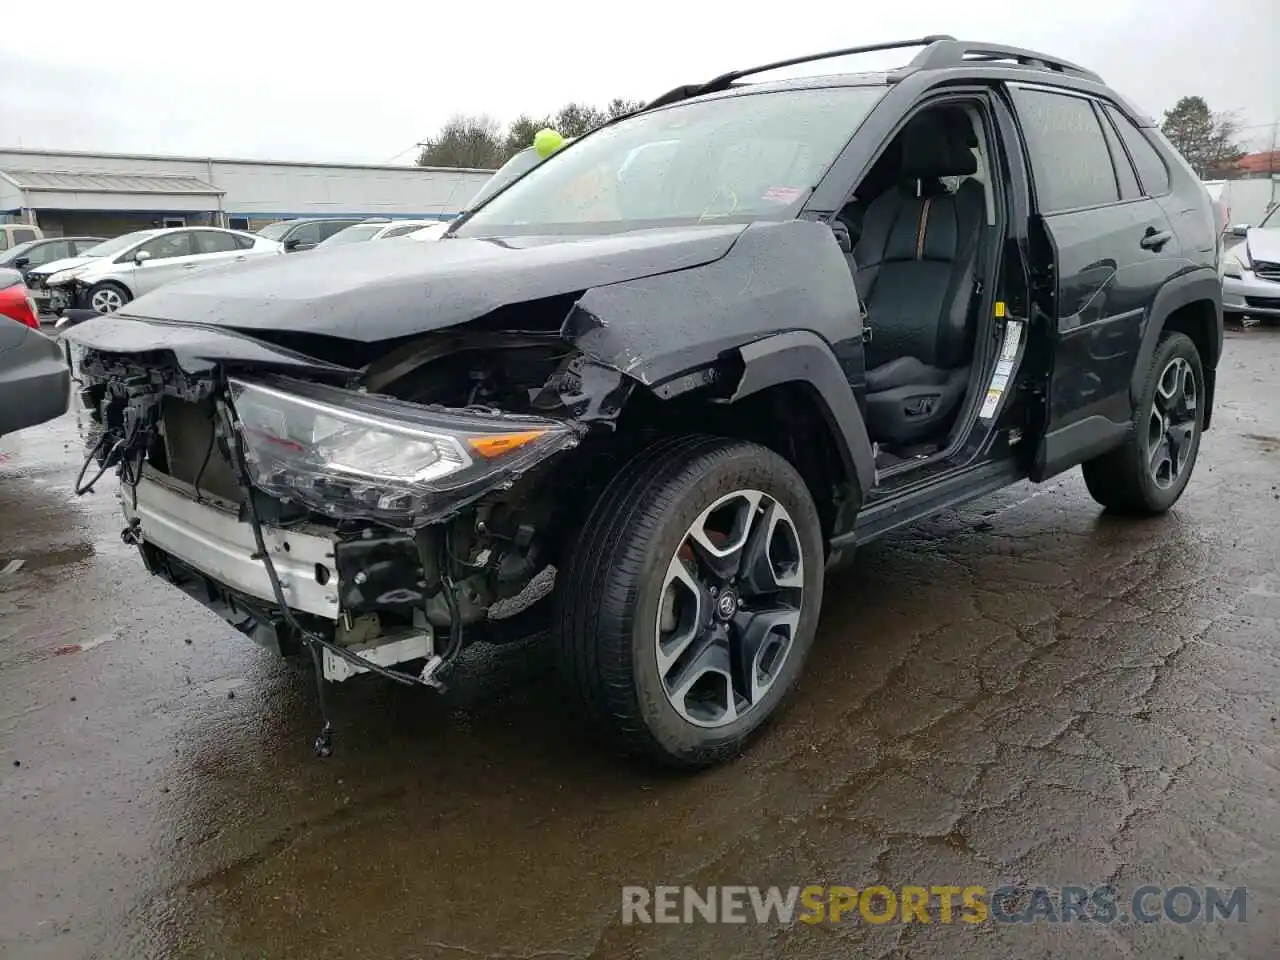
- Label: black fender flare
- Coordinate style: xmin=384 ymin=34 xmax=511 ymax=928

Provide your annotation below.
xmin=728 ymin=330 xmax=875 ymax=511
xmin=1131 ymin=268 xmax=1223 ymax=409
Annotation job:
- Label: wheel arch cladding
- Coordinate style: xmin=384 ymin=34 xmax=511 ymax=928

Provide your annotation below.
xmin=727 ymin=330 xmax=876 ymax=514
xmin=1135 ymin=269 xmax=1223 ymax=429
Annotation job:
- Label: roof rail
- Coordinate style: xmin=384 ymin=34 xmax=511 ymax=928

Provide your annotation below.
xmin=901 ymin=39 xmax=1102 ymax=82
xmin=644 ymin=35 xmax=957 ymax=109
xmin=642 ymin=36 xmax=1104 ymax=111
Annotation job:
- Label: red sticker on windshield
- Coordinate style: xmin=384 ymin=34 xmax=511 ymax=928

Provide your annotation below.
xmin=763 ymin=186 xmax=804 ymax=204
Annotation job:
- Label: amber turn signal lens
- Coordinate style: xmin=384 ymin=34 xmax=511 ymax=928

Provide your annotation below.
xmin=467 ymin=430 xmax=548 ymax=458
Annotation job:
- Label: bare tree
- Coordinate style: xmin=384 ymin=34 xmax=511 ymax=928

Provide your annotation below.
xmin=502 ymin=114 xmax=553 ymax=161
xmin=1160 ymin=96 xmax=1246 ymax=178
xmin=417 ymin=98 xmax=653 ymax=169
xmin=606 ymin=97 xmax=646 ymax=119
xmin=416 ymin=114 xmax=505 ymax=169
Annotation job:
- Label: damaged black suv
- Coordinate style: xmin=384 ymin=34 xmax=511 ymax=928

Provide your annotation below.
xmin=66 ymin=37 xmax=1223 ymax=768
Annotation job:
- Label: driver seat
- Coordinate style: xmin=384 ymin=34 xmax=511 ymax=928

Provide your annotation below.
xmin=853 ymin=106 xmax=985 ymax=447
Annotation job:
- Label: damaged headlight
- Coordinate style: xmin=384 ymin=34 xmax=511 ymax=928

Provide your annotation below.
xmin=46 ymin=267 xmax=87 ymax=286
xmin=228 ymin=377 xmax=580 ymax=526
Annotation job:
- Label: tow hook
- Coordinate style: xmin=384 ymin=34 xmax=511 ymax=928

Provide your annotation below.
xmin=120 ymin=518 xmax=142 ymax=546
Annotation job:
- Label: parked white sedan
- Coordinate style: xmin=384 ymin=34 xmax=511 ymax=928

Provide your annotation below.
xmin=27 ymin=227 xmax=283 ymax=315
xmin=315 ymin=219 xmax=450 ymax=248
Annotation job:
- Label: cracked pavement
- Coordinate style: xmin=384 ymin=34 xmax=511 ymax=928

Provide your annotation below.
xmin=1 ymin=327 xmax=1278 ymax=959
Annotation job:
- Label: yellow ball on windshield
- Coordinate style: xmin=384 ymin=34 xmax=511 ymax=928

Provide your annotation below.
xmin=533 ymin=128 xmax=565 ymax=158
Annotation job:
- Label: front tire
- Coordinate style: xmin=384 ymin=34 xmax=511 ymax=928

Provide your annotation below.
xmin=87 ymin=281 xmax=130 ymax=315
xmin=1082 ymin=331 xmax=1204 ymax=515
xmin=554 ymin=436 xmax=825 ymax=769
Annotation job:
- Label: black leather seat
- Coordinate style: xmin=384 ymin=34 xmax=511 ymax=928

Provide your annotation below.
xmin=853 ymin=106 xmax=986 ymax=447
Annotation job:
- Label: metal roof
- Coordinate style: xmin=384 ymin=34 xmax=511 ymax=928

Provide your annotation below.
xmin=0 ymin=169 xmax=223 ymax=196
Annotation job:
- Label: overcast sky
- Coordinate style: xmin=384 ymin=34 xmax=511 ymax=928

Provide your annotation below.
xmin=1 ymin=0 xmax=1276 ymax=165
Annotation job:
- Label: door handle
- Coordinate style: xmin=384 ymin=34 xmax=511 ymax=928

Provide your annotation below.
xmin=1140 ymin=228 xmax=1172 ymax=251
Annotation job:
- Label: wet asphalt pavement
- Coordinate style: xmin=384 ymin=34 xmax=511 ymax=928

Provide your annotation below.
xmin=2 ymin=327 xmax=1279 ymax=960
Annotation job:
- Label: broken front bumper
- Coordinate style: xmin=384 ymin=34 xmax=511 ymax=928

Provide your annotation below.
xmin=119 ymin=473 xmax=436 ymax=674
xmin=120 ymin=472 xmax=338 ymax=656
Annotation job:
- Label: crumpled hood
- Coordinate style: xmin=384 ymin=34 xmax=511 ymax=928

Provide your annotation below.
xmin=115 ymin=223 xmax=749 ymax=342
xmin=1246 ymin=227 xmax=1280 ymax=266
xmin=26 ymin=255 xmax=96 ymax=280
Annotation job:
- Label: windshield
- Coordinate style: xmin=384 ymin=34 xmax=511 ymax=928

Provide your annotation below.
xmin=256 ymin=220 xmax=297 ymax=240
xmin=455 ymin=86 xmax=884 ymax=236
xmin=466 ymin=148 xmax=547 ymax=209
xmin=80 ymin=231 xmax=161 ymax=258
xmin=317 ymin=223 xmax=386 ymax=247
xmin=0 ymin=240 xmax=38 ymax=263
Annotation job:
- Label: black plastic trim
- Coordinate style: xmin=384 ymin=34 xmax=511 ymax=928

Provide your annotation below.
xmin=839 ymin=459 xmax=1024 ymax=547
xmin=729 ymin=330 xmax=876 ymax=510
xmin=1032 ymin=414 xmax=1130 ymax=482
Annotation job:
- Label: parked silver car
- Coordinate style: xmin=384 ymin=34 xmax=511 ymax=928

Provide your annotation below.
xmin=315 ymin=218 xmax=447 ymax=248
xmin=1222 ymin=205 xmax=1280 ymax=321
xmin=27 ymin=227 xmax=283 ymax=315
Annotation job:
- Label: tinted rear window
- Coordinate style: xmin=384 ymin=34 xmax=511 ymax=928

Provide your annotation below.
xmin=1104 ymin=105 xmax=1171 ymax=196
xmin=1014 ymin=88 xmax=1120 ymax=213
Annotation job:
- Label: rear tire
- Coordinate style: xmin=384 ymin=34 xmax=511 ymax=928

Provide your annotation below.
xmin=554 ymin=436 xmax=825 ymax=769
xmin=87 ymin=281 xmax=130 ymax=315
xmin=1082 ymin=331 xmax=1204 ymax=515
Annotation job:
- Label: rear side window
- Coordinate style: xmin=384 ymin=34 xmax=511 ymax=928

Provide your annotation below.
xmin=1096 ymin=107 xmax=1140 ymax=201
xmin=193 ymin=230 xmax=239 ymax=254
xmin=12 ymin=228 xmax=37 ymax=244
xmin=233 ymin=233 xmax=256 ymax=250
xmin=1014 ymin=88 xmax=1120 ymax=213
xmin=319 ymin=221 xmax=356 ymax=240
xmin=1104 ymin=105 xmax=1171 ymax=196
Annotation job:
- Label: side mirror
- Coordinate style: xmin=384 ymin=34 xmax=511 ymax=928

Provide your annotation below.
xmin=830 ymin=220 xmax=853 ymax=254
xmin=283 ymin=237 xmax=302 ymax=251
xmin=1230 ymin=223 xmax=1251 ymax=238
xmin=134 ymin=249 xmax=152 ymax=264
xmin=13 ymin=256 xmax=29 ymax=269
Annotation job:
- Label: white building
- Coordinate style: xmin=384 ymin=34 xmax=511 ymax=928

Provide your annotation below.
xmin=0 ymin=147 xmax=494 ymax=237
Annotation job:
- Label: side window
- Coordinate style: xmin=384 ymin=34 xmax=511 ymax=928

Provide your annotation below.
xmin=289 ymin=221 xmax=322 ymax=246
xmin=193 ymin=230 xmax=239 ymax=255
xmin=29 ymin=241 xmax=71 ymax=265
xmin=12 ymin=228 xmax=37 ymax=244
xmin=1013 ymin=88 xmax=1120 ymax=213
xmin=1095 ymin=104 xmax=1140 ymax=201
xmin=319 ymin=221 xmax=355 ymax=240
xmin=135 ymin=232 xmax=195 ymax=261
xmin=72 ymin=239 xmax=101 ymax=255
xmin=233 ymin=233 xmax=256 ymax=250
xmin=228 ymin=217 xmax=250 ymax=231
xmin=1104 ymin=106 xmax=1171 ymax=196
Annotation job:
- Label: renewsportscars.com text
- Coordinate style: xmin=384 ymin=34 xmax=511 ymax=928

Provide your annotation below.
xmin=621 ymin=884 xmax=1247 ymax=925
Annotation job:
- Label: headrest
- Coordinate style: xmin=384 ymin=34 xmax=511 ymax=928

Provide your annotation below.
xmin=901 ymin=106 xmax=978 ymax=180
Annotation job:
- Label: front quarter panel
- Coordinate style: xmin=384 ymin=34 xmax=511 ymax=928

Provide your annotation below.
xmin=567 ymin=219 xmax=865 ymax=388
